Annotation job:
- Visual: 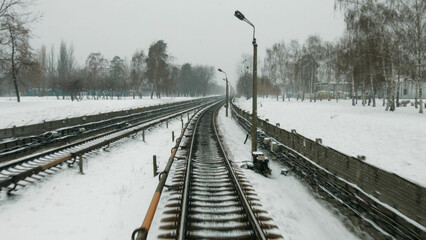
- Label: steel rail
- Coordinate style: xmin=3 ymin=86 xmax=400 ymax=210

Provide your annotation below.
xmin=0 ymin=100 xmax=217 ymax=193
xmin=177 ymin=102 xmax=208 ymax=240
xmin=211 ymin=103 xmax=267 ymax=240
xmin=132 ymin=102 xmax=216 ymax=240
xmin=0 ymin=98 xmax=217 ymax=162
xmin=0 ymin=99 xmax=215 ymax=171
xmin=177 ymin=102 xmax=267 ymax=240
xmin=0 ymin=97 xmax=215 ymax=141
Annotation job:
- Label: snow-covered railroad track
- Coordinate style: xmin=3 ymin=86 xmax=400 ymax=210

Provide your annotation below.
xmin=156 ymin=103 xmax=282 ymax=239
xmin=0 ymin=98 xmax=215 ymax=162
xmin=0 ymin=99 xmax=218 ymax=195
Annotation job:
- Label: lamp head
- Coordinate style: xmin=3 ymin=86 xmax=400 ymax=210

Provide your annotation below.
xmin=234 ymin=10 xmax=245 ymax=21
xmin=218 ymin=68 xmax=223 ymax=72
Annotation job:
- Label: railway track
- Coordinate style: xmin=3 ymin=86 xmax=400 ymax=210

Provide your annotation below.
xmin=0 ymin=99 xmax=219 ymax=195
xmin=0 ymin=98 xmax=216 ymax=162
xmin=154 ymin=103 xmax=282 ymax=239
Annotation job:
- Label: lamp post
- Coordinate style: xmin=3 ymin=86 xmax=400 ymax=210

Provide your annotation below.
xmin=218 ymin=68 xmax=229 ymax=117
xmin=234 ymin=10 xmax=258 ymax=152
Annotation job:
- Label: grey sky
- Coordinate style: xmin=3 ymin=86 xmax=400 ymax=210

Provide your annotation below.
xmin=31 ymin=0 xmax=345 ymax=86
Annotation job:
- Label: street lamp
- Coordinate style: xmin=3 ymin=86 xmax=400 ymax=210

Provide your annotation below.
xmin=234 ymin=10 xmax=258 ymax=152
xmin=218 ymin=68 xmax=229 ymax=117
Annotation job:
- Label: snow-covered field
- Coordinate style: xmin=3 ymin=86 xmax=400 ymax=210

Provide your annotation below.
xmin=234 ymin=97 xmax=426 ymax=186
xmin=0 ymin=96 xmax=197 ymax=129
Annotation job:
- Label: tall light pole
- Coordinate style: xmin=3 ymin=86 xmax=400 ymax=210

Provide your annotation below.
xmin=218 ymin=68 xmax=229 ymax=117
xmin=234 ymin=10 xmax=258 ymax=152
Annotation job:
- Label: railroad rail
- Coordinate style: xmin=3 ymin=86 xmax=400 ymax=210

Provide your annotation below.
xmin=133 ymin=102 xmax=282 ymax=239
xmin=0 ymin=98 xmax=217 ymax=162
xmin=0 ymin=98 xmax=220 ymax=194
xmin=231 ymin=102 xmax=425 ymax=240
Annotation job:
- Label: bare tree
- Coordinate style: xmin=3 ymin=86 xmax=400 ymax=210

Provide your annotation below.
xmin=390 ymin=0 xmax=425 ymax=113
xmin=288 ymin=40 xmax=302 ymax=100
xmin=84 ymin=52 xmax=109 ymax=99
xmin=0 ymin=14 xmax=37 ymax=102
xmin=0 ymin=0 xmax=30 ymax=19
xmin=56 ymin=41 xmax=76 ymax=99
xmin=263 ymin=42 xmax=288 ymax=100
xmin=319 ymin=41 xmax=337 ymax=101
xmin=335 ymin=0 xmax=425 ymax=112
xmin=130 ymin=50 xmax=146 ymax=98
xmin=303 ymin=35 xmax=323 ymax=102
xmin=46 ymin=45 xmax=57 ymax=97
xmin=236 ymin=54 xmax=253 ymax=99
xmin=36 ymin=44 xmax=48 ymax=93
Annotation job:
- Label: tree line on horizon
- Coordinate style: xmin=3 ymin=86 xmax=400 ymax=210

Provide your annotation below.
xmin=236 ymin=0 xmax=424 ymax=113
xmin=33 ymin=40 xmax=221 ymax=100
xmin=0 ymin=1 xmax=222 ymax=102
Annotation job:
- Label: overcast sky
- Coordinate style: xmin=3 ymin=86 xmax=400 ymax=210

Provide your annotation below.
xmin=31 ymin=0 xmax=345 ymax=86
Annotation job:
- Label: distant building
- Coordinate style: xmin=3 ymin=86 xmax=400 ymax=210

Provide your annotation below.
xmin=315 ymin=81 xmax=351 ymax=99
xmin=398 ymin=80 xmax=426 ymax=99
xmin=315 ymin=80 xmax=425 ymax=100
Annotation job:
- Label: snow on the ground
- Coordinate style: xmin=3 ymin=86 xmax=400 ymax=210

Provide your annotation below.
xmin=0 ymin=118 xmax=183 ymax=240
xmin=215 ymin=108 xmax=362 ymax=240
xmin=0 ymin=104 xmax=365 ymax=240
xmin=235 ymin=97 xmax=426 ymax=186
xmin=0 ymin=96 xmax=197 ymax=129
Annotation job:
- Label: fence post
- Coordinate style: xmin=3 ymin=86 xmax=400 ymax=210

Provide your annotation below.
xmin=79 ymin=155 xmax=84 ymax=174
xmin=153 ymin=155 xmax=158 ymax=177
xmin=142 ymin=130 xmax=145 ymax=142
xmin=12 ymin=126 xmax=16 ymax=138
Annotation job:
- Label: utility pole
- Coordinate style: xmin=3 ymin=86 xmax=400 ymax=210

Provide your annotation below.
xmin=218 ymin=68 xmax=229 ymax=117
xmin=252 ymin=37 xmax=257 ymax=152
xmin=235 ymin=10 xmax=258 ymax=152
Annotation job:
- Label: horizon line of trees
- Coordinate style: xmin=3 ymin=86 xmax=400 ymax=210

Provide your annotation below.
xmin=0 ymin=1 xmax=223 ymax=101
xmin=1 ymin=38 xmax=223 ymax=101
xmin=236 ymin=0 xmax=425 ymax=113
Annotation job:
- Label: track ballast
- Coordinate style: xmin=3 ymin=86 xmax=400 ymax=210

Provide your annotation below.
xmin=157 ymin=103 xmax=282 ymax=239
